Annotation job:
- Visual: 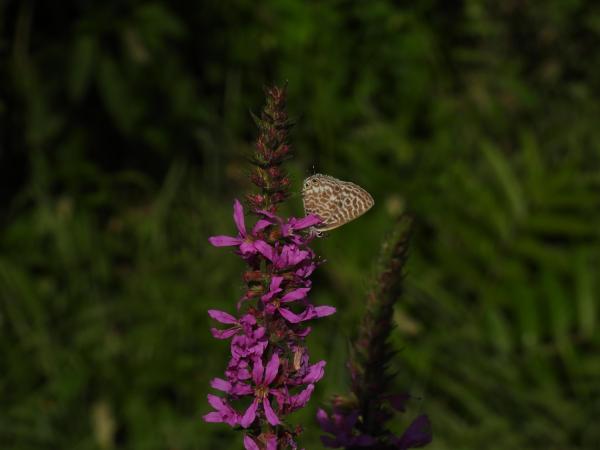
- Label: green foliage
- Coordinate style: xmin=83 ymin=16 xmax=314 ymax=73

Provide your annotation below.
xmin=2 ymin=1 xmax=600 ymax=449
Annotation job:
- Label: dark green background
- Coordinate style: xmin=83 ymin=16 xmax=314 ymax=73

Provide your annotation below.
xmin=2 ymin=1 xmax=599 ymax=449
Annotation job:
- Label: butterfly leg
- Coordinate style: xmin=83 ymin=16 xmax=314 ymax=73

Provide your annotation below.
xmin=307 ymin=227 xmax=328 ymax=239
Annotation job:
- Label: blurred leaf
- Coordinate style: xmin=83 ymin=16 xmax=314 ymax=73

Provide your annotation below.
xmin=543 ymin=269 xmax=573 ymax=353
xmin=483 ymin=143 xmax=527 ymax=222
xmin=69 ymin=35 xmax=97 ymax=101
xmin=96 ymin=55 xmax=141 ymax=133
xmin=485 ymin=308 xmax=513 ymax=354
xmin=575 ymin=251 xmax=596 ymax=339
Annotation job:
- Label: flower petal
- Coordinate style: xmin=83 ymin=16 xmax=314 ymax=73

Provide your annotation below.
xmin=281 ymin=222 xmax=292 ymax=236
xmin=281 ymin=287 xmax=310 ymax=302
xmin=265 ymin=434 xmax=278 ymax=450
xmin=303 ymin=360 xmax=326 ymax=383
xmin=237 ymin=368 xmax=251 ymax=380
xmin=314 ymin=305 xmax=336 ymax=317
xmin=239 ymin=241 xmax=257 ymax=255
xmin=264 ymin=303 xmax=277 ymax=315
xmin=243 ymin=435 xmax=260 ymax=450
xmin=252 ymin=357 xmax=265 ymax=384
xmin=289 ymin=384 xmax=314 ymax=409
xmin=297 ymin=326 xmax=312 ymax=337
xmin=394 ymin=414 xmax=432 ymax=449
xmin=271 ymin=388 xmax=287 ymax=410
xmin=233 ymin=199 xmax=247 ymax=236
xmin=341 ymin=410 xmax=360 ymax=430
xmin=277 ymin=246 xmax=310 ymax=267
xmin=203 ymin=412 xmax=225 ymax=423
xmin=263 ymin=353 xmax=280 ymax=385
xmin=240 ymin=314 xmax=257 ymax=326
xmin=224 ymin=414 xmax=239 ymax=427
xmin=209 ymin=235 xmax=242 ymax=247
xmin=210 ymin=327 xmax=239 ymax=339
xmin=292 ymin=215 xmax=322 ymax=230
xmin=229 ymin=383 xmax=253 ymax=396
xmin=278 ymin=306 xmax=306 ymax=323
xmin=262 ymin=276 xmax=283 ymax=302
xmin=208 ymin=309 xmax=238 ymax=324
xmin=210 ymin=378 xmax=232 ymax=393
xmin=296 ymin=263 xmax=317 ymax=278
xmin=269 ymin=276 xmax=284 ymax=291
xmin=252 ymin=219 xmax=272 ymax=233
xmin=254 ymin=326 xmax=267 ymax=339
xmin=207 ymin=394 xmax=226 ymax=411
xmin=263 ymin=397 xmax=281 ymax=425
xmin=240 ymin=398 xmax=259 ymax=428
xmin=254 ymin=240 xmax=274 ymax=261
xmin=316 ymin=409 xmax=336 ymax=434
xmin=256 ymin=209 xmax=278 ymax=220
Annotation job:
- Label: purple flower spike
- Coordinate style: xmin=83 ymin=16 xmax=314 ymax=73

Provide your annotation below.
xmin=205 ymin=89 xmax=337 ymax=449
xmin=206 ymin=196 xmax=336 ymax=445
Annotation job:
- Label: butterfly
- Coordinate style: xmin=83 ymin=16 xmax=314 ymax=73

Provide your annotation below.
xmin=302 ymin=174 xmax=374 ymax=234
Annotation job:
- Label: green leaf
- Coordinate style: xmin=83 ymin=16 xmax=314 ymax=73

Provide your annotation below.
xmin=575 ymin=251 xmax=596 ymax=339
xmin=483 ymin=143 xmax=527 ymax=221
xmin=485 ymin=308 xmax=513 ymax=354
xmin=542 ymin=269 xmax=573 ymax=353
xmin=96 ymin=55 xmax=141 ymax=132
xmin=69 ymin=35 xmax=96 ymax=101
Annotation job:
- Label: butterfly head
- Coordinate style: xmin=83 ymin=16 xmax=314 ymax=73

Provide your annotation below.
xmin=302 ymin=174 xmax=332 ymax=194
xmin=302 ymin=174 xmax=319 ymax=191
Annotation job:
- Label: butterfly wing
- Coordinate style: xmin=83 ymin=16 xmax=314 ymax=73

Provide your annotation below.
xmin=302 ymin=180 xmax=341 ymax=230
xmin=303 ymin=175 xmax=374 ymax=232
xmin=329 ymin=181 xmax=374 ymax=227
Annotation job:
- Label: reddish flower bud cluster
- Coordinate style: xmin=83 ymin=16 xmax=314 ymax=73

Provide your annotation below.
xmin=246 ymin=86 xmax=294 ymax=214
